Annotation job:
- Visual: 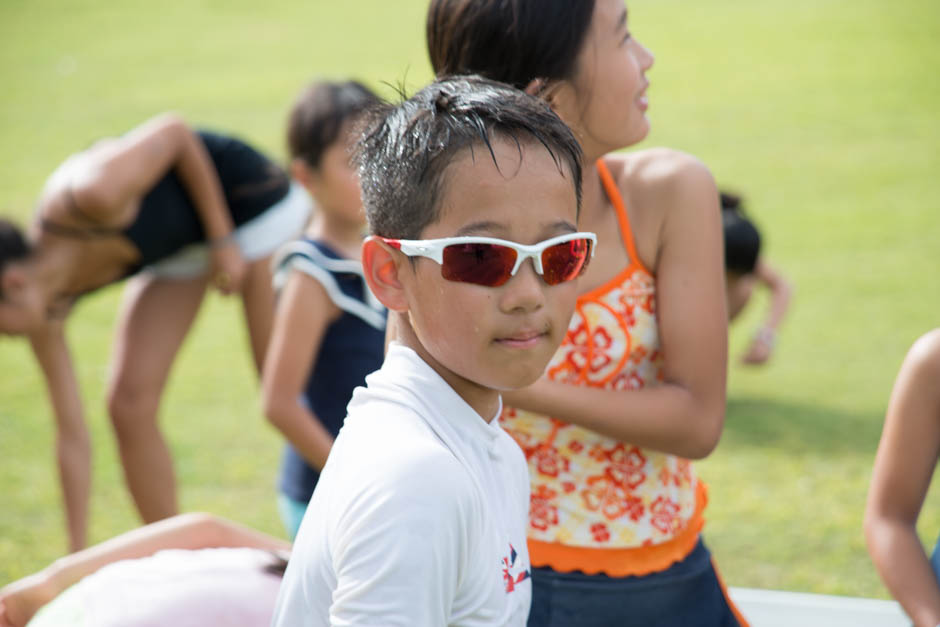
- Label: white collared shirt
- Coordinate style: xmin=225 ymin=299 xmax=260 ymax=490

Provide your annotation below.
xmin=272 ymin=343 xmax=532 ymax=627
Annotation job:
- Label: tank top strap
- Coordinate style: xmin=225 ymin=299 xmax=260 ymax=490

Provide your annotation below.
xmin=39 ymin=187 xmax=122 ymax=240
xmin=595 ymin=158 xmax=646 ymax=273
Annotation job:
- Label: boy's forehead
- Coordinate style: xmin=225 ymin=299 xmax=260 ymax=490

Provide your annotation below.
xmin=428 ymin=137 xmax=578 ymax=238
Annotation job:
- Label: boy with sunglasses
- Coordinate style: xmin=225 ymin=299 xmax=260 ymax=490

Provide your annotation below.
xmin=271 ymin=75 xmax=594 ymax=626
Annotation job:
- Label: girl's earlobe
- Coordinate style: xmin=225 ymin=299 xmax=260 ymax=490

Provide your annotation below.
xmin=524 ymin=78 xmax=547 ymax=97
xmin=361 ymin=236 xmax=409 ymax=312
xmin=524 ymin=78 xmax=562 ymax=103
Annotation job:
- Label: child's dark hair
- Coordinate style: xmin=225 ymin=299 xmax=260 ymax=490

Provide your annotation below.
xmin=287 ymin=80 xmax=380 ymax=169
xmin=355 ymin=75 xmax=583 ymax=239
xmin=721 ymin=192 xmax=761 ymax=275
xmin=0 ymin=218 xmax=31 ymax=299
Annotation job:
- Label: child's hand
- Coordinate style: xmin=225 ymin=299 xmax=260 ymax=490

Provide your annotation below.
xmin=740 ymin=328 xmax=774 ymax=365
xmin=0 ymin=599 xmax=14 ymax=627
xmin=209 ymin=238 xmax=247 ymax=295
xmin=0 ymin=572 xmax=56 ymax=627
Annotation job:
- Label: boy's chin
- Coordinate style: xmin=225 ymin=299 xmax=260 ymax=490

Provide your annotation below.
xmin=489 ymin=368 xmax=545 ymax=392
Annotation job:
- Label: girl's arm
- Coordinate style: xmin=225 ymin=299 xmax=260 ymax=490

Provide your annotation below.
xmin=740 ymin=258 xmax=793 ymax=365
xmin=865 ymin=330 xmax=940 ymax=627
xmin=28 ymin=320 xmax=90 ymax=553
xmin=504 ymin=154 xmax=727 ymax=460
xmin=69 ymin=113 xmax=245 ymax=292
xmin=261 ymin=270 xmax=341 ymax=471
xmin=0 ymin=513 xmax=290 ymax=627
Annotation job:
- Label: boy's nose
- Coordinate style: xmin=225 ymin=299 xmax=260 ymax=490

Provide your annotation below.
xmin=500 ymin=258 xmax=545 ymax=313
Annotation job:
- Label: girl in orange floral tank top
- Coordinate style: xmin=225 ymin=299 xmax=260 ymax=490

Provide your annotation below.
xmin=428 ymin=0 xmax=748 ymax=625
xmin=500 ymin=160 xmax=708 ymax=575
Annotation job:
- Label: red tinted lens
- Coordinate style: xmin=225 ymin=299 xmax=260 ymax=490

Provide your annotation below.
xmin=441 ymin=243 xmax=517 ymax=286
xmin=541 ymin=238 xmax=592 ymax=285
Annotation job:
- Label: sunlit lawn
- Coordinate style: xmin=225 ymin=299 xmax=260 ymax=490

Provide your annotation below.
xmin=1 ymin=0 xmax=938 ymax=600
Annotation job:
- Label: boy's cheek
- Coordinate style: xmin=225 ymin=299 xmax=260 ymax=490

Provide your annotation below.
xmin=553 ymin=282 xmax=581 ymax=321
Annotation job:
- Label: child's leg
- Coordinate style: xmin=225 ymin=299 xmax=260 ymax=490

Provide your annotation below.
xmin=106 ymin=274 xmax=208 ymax=523
xmin=239 ymin=255 xmax=277 ymax=374
xmin=527 ymin=538 xmax=747 ymax=627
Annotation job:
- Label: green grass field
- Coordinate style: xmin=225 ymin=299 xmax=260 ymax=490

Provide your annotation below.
xmin=1 ymin=0 xmax=938 ymax=600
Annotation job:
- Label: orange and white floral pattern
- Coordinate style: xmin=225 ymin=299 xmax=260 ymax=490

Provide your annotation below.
xmin=500 ymin=267 xmax=699 ymax=551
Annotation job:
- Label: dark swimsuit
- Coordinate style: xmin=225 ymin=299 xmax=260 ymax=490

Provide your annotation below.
xmin=41 ymin=130 xmax=290 ymax=282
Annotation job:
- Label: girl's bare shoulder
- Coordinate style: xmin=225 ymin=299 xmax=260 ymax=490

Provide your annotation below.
xmin=907 ymin=329 xmax=940 ymax=378
xmin=602 ymin=147 xmax=718 ymax=236
xmin=604 ymin=148 xmax=713 ymax=194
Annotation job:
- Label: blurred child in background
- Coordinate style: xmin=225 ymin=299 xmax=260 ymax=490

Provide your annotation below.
xmin=721 ymin=191 xmax=792 ymax=365
xmin=0 ymin=115 xmax=310 ymax=551
xmin=260 ymin=80 xmax=386 ymax=539
xmin=0 ymin=513 xmax=290 ymax=627
xmin=865 ymin=329 xmax=940 ymax=627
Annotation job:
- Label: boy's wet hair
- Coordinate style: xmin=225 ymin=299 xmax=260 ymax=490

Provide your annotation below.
xmin=355 ymin=75 xmax=583 ymax=239
xmin=287 ymin=80 xmax=380 ymax=169
xmin=0 ymin=218 xmax=30 ymax=299
xmin=721 ymin=192 xmax=761 ymax=275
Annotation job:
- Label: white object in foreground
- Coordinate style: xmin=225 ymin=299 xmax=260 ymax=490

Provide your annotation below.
xmin=728 ymin=587 xmax=908 ymax=627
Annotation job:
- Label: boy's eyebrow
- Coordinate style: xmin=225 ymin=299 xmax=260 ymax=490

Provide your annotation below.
xmin=453 ymin=220 xmax=505 ymax=237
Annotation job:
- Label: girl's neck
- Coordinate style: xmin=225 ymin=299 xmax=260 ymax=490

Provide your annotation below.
xmin=306 ymin=211 xmax=364 ymax=260
xmin=579 ymin=160 xmax=609 ymax=224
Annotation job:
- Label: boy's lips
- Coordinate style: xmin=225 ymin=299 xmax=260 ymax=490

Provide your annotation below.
xmin=495 ymin=328 xmax=549 ymax=349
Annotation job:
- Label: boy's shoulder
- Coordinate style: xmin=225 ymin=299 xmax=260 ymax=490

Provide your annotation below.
xmin=321 ymin=410 xmax=481 ymax=544
xmin=339 ymin=404 xmax=474 ymax=487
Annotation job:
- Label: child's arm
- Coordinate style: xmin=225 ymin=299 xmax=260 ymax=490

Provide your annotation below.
xmin=29 ymin=320 xmax=90 ymax=554
xmin=261 ymin=270 xmax=341 ymax=471
xmin=740 ymin=258 xmax=792 ymax=365
xmin=0 ymin=513 xmax=290 ymax=627
xmin=69 ymin=113 xmax=245 ymax=293
xmin=505 ymin=156 xmax=727 ymax=460
xmin=865 ymin=330 xmax=940 ymax=627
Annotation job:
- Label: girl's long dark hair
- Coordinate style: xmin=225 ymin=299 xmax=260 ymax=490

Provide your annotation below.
xmin=426 ymin=0 xmax=596 ymax=88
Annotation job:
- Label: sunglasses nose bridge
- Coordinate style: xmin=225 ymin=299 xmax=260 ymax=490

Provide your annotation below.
xmin=509 ymin=249 xmax=544 ymax=278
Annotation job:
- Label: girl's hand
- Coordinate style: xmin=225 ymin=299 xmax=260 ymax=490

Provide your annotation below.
xmin=741 ymin=327 xmax=774 ymax=365
xmin=209 ymin=238 xmax=246 ymax=294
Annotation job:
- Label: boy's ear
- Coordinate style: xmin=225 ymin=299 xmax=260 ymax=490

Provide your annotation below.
xmin=361 ymin=236 xmax=409 ymax=312
xmin=290 ymin=158 xmax=317 ymax=193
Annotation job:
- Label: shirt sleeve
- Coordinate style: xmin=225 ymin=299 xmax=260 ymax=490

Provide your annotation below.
xmin=328 ymin=453 xmax=474 ymax=626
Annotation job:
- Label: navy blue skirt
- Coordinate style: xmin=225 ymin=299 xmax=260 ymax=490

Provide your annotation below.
xmin=527 ymin=538 xmax=744 ymax=627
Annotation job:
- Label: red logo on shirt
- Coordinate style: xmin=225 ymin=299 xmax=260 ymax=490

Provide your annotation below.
xmin=501 ymin=544 xmax=530 ymax=593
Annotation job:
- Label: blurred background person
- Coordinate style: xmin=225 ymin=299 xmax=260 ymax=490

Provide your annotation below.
xmin=0 ymin=113 xmax=310 ymax=551
xmin=865 ymin=329 xmax=940 ymax=627
xmin=0 ymin=512 xmax=290 ymax=627
xmin=261 ymin=80 xmax=386 ymax=539
xmin=721 ymin=191 xmax=792 ymax=366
